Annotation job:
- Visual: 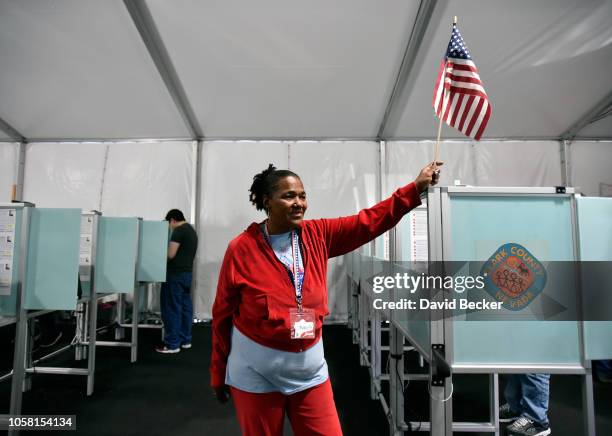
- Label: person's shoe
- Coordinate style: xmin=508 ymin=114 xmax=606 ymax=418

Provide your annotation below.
xmin=499 ymin=403 xmax=520 ymax=423
xmin=181 ymin=343 xmax=192 ymax=349
xmin=507 ymin=416 xmax=551 ymax=436
xmin=155 ymin=345 xmax=180 ymax=354
xmin=595 ymin=371 xmax=612 ymax=383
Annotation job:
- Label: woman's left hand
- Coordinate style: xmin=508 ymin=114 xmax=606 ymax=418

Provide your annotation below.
xmin=414 ymin=161 xmax=444 ymax=193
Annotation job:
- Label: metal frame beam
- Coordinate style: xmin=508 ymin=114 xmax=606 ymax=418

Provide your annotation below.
xmin=376 ymin=0 xmax=442 ymax=140
xmin=190 ymin=140 xmax=202 ymax=309
xmin=124 ymin=0 xmax=203 ymax=139
xmin=0 ymin=117 xmax=25 ymax=142
xmin=14 ymin=142 xmax=26 ymax=201
xmin=560 ymin=139 xmax=571 ymax=187
xmin=9 ymin=136 xmax=605 ymax=144
xmin=561 ymin=89 xmax=612 ymax=142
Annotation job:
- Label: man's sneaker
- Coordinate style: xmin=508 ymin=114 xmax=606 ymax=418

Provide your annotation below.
xmin=499 ymin=403 xmax=519 ymax=422
xmin=507 ymin=416 xmax=551 ymax=436
xmin=155 ymin=345 xmax=180 ymax=354
xmin=181 ymin=343 xmax=192 ymax=349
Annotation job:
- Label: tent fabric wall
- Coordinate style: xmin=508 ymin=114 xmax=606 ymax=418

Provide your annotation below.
xmin=385 ymin=140 xmax=563 ymax=196
xmin=23 ymin=142 xmax=107 ymax=210
xmin=473 ymin=141 xmax=563 ymax=187
xmin=571 ymin=141 xmax=612 ymax=196
xmin=23 ymin=141 xmax=193 ymax=218
xmin=100 ymin=142 xmax=193 ymax=219
xmin=0 ymin=142 xmax=17 ymax=202
xmin=386 ymin=141 xmax=476 ymax=197
xmin=196 ymin=141 xmax=289 ymax=319
xmin=289 ymin=141 xmax=379 ymax=321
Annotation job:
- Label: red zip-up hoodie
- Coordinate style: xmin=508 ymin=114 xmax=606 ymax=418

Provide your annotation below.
xmin=210 ymin=182 xmax=421 ymax=387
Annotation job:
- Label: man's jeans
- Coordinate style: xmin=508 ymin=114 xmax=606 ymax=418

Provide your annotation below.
xmin=160 ymin=272 xmax=193 ymax=349
xmin=505 ymin=373 xmax=550 ymax=426
xmin=595 ymin=360 xmax=612 ymax=380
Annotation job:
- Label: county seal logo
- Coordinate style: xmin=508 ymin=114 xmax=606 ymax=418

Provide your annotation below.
xmin=480 ymin=243 xmax=547 ymax=311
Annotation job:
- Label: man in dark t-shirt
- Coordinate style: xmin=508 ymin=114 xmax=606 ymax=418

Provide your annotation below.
xmin=156 ymin=209 xmax=198 ymax=353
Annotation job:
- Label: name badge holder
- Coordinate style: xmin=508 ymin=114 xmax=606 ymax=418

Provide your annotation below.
xmin=287 ymin=228 xmax=315 ymax=339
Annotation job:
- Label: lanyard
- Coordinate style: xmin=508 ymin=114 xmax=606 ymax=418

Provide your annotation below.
xmin=262 ymin=222 xmax=304 ymax=310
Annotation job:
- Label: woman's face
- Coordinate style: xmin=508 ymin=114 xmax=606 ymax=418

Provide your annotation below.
xmin=264 ymin=176 xmax=308 ymax=233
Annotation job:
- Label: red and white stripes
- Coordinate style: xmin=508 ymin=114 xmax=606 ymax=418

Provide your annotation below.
xmin=432 ymin=58 xmax=491 ymax=140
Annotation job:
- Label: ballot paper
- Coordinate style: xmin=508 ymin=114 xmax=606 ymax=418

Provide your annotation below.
xmin=409 ymin=208 xmax=428 ymax=262
xmin=79 ymin=215 xmax=94 ymax=282
xmin=0 ymin=209 xmax=17 ymax=295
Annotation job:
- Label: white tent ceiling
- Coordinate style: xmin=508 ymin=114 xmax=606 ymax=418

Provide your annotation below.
xmin=0 ymin=0 xmax=611 ymax=142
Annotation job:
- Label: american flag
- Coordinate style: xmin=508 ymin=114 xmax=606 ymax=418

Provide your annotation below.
xmin=432 ymin=24 xmax=491 ymax=140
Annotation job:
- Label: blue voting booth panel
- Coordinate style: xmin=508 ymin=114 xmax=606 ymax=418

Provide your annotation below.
xmin=95 ymin=217 xmax=138 ymax=293
xmin=24 ymin=209 xmax=81 ymax=310
xmin=449 ymin=196 xmax=581 ymax=366
xmin=0 ymin=208 xmax=22 ymax=317
xmin=578 ymin=197 xmax=612 ymax=360
xmin=137 ymin=220 xmax=168 ymax=282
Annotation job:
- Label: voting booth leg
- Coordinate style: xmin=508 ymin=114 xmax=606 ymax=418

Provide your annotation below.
xmin=346 ymin=266 xmax=352 ymax=334
xmin=489 ymin=373 xmax=500 ymax=436
xmin=86 ymin=292 xmax=98 ymax=395
xmin=389 ymin=324 xmax=404 ymax=436
xmin=429 ymin=315 xmax=452 ymax=436
xmin=9 ymin=307 xmax=27 ymax=417
xmin=75 ymin=302 xmax=84 ymax=361
xmin=370 ymin=306 xmax=382 ymax=400
xmin=115 ymin=294 xmax=125 ymax=340
xmin=359 ymin=290 xmax=368 ymax=366
xmin=582 ymin=368 xmax=596 ymax=436
xmin=351 ymin=273 xmax=359 ymax=345
xmin=130 ymin=285 xmax=140 ymax=363
xmin=82 ymin=301 xmax=90 ymax=359
xmin=22 ymin=319 xmax=33 ymax=393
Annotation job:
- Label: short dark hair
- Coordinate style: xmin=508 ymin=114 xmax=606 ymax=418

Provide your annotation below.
xmin=165 ymin=209 xmax=186 ymax=222
xmin=249 ymin=164 xmax=300 ymax=211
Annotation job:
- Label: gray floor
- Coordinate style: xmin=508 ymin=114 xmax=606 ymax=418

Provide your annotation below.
xmin=0 ymin=323 xmax=610 ymax=435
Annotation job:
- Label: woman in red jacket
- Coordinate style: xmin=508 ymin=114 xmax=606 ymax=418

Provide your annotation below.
xmin=211 ymin=162 xmax=441 ymax=436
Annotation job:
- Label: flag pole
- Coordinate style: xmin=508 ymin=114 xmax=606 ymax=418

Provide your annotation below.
xmin=433 ymin=16 xmax=457 ymax=172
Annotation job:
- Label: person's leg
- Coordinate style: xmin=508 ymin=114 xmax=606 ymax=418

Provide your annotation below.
xmin=230 ymin=387 xmax=286 ymax=436
xmin=518 ymin=373 xmax=550 ymax=426
xmin=503 ymin=374 xmax=522 ymax=414
xmin=160 ymin=276 xmax=181 ymax=349
xmin=178 ymin=272 xmax=193 ymax=346
xmin=286 ymin=379 xmax=343 ymax=436
xmin=595 ymin=360 xmax=612 ymax=381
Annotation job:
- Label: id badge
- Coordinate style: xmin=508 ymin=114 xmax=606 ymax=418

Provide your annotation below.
xmin=290 ymin=308 xmax=315 ymax=339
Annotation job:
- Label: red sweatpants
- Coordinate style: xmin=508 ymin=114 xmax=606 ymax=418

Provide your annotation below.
xmin=230 ymin=379 xmax=343 ymax=436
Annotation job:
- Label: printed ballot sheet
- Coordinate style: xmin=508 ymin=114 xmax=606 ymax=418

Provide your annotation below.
xmin=79 ymin=215 xmax=94 ymax=282
xmin=409 ymin=208 xmax=428 ymax=262
xmin=0 ymin=209 xmax=17 ymax=295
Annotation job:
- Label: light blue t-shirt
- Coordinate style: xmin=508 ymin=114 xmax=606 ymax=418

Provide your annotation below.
xmin=268 ymin=230 xmax=304 ymax=288
xmin=225 ymin=230 xmax=328 ymax=394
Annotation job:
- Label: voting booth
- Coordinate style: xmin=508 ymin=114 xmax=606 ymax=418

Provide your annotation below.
xmin=0 ymin=205 xmax=168 ymax=427
xmin=347 ymin=187 xmax=612 ymax=436
xmin=83 ymin=217 xmax=168 ymax=364
xmin=0 ymin=203 xmax=81 ymax=420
